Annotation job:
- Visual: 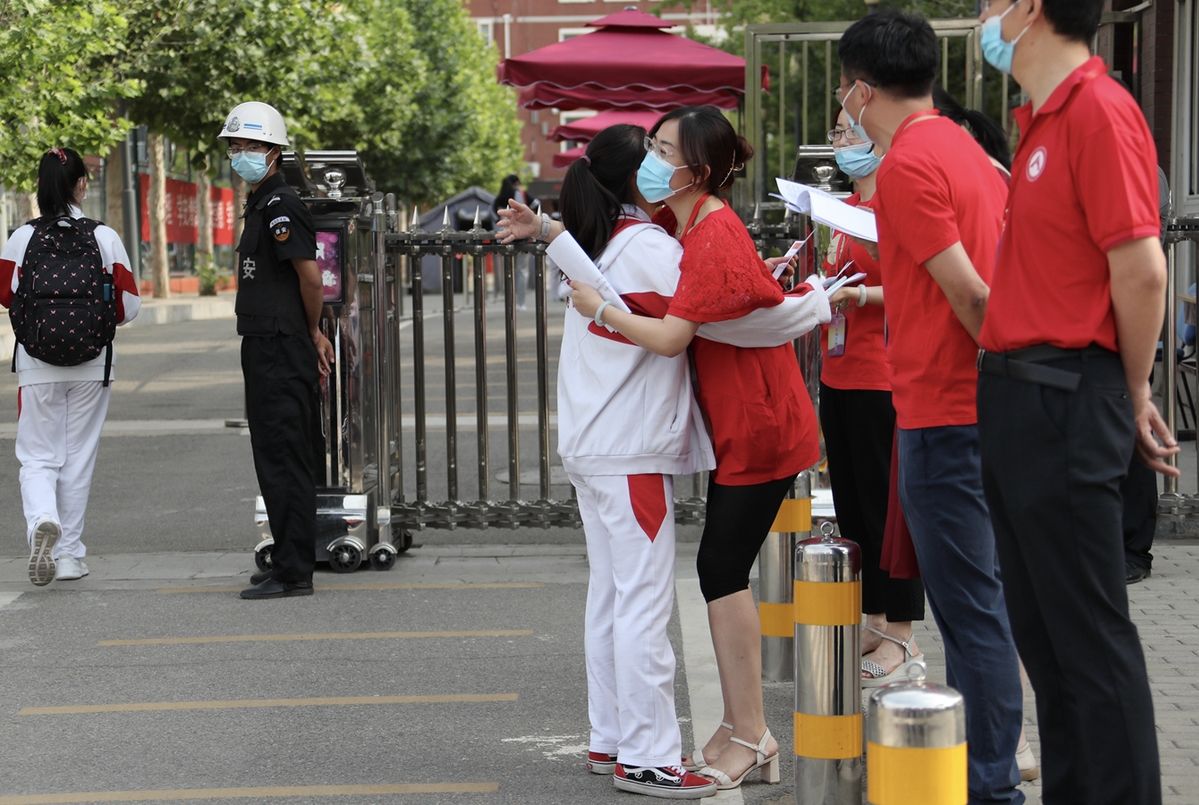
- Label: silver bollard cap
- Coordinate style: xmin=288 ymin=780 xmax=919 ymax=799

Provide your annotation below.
xmin=795 ymin=533 xmax=860 ymax=583
xmin=867 ymin=676 xmax=966 ymax=749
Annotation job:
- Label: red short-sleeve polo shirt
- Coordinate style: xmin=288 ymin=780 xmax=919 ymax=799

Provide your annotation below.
xmin=980 ymin=57 xmax=1161 ymax=353
xmin=875 ymin=113 xmax=1009 ymax=429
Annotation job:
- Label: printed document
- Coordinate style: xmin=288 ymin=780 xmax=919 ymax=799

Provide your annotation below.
xmin=775 ymin=178 xmax=878 ymax=242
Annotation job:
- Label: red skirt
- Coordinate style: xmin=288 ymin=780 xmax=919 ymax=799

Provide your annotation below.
xmin=881 ymin=427 xmax=921 ymax=579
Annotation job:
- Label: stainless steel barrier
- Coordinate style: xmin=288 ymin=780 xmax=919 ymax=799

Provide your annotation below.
xmin=793 ymin=517 xmax=863 ymax=803
xmin=866 ymin=673 xmax=968 ymax=805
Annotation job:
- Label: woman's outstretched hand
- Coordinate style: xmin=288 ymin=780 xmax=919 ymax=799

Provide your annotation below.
xmin=496 ymin=199 xmax=538 ymax=244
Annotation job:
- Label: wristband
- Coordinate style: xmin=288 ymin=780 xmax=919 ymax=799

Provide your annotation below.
xmin=538 ymin=213 xmax=552 ymax=241
xmin=594 ymin=300 xmax=612 ymax=327
xmin=857 ymin=285 xmax=869 ymax=307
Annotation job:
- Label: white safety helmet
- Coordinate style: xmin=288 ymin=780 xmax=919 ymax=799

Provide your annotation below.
xmin=217 ymin=101 xmax=290 ymax=147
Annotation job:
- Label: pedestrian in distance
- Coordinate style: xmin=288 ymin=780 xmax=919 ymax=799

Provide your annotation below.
xmin=837 ymin=10 xmax=1027 ymax=802
xmin=218 ymin=101 xmax=334 ymax=600
xmin=0 ymin=147 xmax=141 ymax=586
xmin=975 ymin=1 xmax=1174 ymax=802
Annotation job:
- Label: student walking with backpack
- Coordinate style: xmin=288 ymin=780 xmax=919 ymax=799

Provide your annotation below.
xmin=0 ymin=147 xmax=141 ymax=586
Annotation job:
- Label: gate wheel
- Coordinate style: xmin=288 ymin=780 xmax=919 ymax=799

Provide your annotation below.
xmin=328 ymin=542 xmax=363 ymax=573
xmin=254 ymin=546 xmax=273 ymax=572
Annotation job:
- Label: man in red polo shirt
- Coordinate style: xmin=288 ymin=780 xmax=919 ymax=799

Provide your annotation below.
xmin=838 ymin=11 xmax=1024 ymax=803
xmin=976 ymin=1 xmax=1175 ymax=803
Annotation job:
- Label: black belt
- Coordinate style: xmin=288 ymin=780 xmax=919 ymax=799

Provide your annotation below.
xmin=976 ymin=345 xmax=1103 ymax=392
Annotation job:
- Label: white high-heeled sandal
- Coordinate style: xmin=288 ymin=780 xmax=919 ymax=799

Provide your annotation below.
xmin=682 ymin=721 xmax=732 ymax=771
xmin=861 ymin=625 xmax=925 ymax=688
xmin=698 ymin=728 xmax=780 ymax=790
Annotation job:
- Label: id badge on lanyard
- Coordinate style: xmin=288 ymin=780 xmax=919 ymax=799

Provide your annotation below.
xmin=827 ymin=311 xmax=847 ymax=357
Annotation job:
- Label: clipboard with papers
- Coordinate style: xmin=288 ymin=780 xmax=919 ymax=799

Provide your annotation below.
xmin=774 ymin=177 xmax=878 ymax=243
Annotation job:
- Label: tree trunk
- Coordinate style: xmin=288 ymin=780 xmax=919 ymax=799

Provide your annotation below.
xmin=104 ymin=143 xmax=125 ymax=232
xmin=196 ymin=168 xmax=213 ymax=264
xmin=148 ymin=131 xmax=171 ymax=299
xmin=17 ymin=191 xmax=36 ymax=222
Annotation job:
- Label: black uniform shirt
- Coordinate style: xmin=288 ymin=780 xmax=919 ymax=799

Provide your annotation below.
xmin=235 ymin=172 xmax=316 ymax=337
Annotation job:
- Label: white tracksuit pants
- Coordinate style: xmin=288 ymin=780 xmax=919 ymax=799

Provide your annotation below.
xmin=16 ymin=381 xmax=110 ymax=559
xmin=571 ymin=471 xmax=681 ymax=769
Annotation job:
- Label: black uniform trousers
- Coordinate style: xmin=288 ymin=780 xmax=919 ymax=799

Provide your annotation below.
xmin=978 ymin=348 xmax=1161 ymax=805
xmin=1122 ymin=452 xmax=1157 ymax=572
xmin=819 ymin=383 xmax=925 ymax=622
xmin=242 ymin=333 xmax=321 ymax=584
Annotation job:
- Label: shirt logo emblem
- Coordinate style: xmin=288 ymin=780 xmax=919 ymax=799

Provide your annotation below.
xmin=1027 ymin=147 xmax=1048 ymax=182
xmin=241 ymin=256 xmax=257 ymax=280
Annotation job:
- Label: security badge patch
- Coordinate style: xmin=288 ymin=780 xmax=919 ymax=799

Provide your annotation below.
xmin=269 ymin=214 xmax=291 ymax=243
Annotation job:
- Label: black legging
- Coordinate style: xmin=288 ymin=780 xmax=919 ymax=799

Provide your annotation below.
xmin=697 ymin=474 xmax=797 ymax=603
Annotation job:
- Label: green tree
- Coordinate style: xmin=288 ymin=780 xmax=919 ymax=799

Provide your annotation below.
xmin=315 ymin=0 xmax=523 ymax=205
xmin=0 ymin=0 xmax=140 ymax=192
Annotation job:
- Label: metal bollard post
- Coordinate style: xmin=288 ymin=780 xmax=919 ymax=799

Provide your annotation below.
xmin=759 ymin=476 xmax=813 ymax=682
xmin=794 ymin=515 xmax=862 ymax=804
xmin=866 ymin=673 xmax=967 ymax=805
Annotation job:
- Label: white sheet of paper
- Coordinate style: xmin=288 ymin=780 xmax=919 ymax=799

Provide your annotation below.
xmin=772 ymin=239 xmax=808 ymax=279
xmin=544 ymin=231 xmax=632 ymax=313
xmin=775 ymin=178 xmax=879 ymax=242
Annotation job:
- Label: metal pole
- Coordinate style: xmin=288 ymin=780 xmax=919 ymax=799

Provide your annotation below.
xmin=1164 ymin=235 xmax=1179 ymax=493
xmin=371 ymin=194 xmax=393 ymax=551
xmin=866 ymin=675 xmax=967 ymax=805
xmin=439 ymin=212 xmax=459 ymax=506
xmin=533 ymin=249 xmax=552 ymax=508
xmin=759 ymin=487 xmax=810 ymax=682
xmin=411 ymin=227 xmax=428 ymax=505
xmin=503 ymin=249 xmax=521 ymax=502
xmin=793 ymin=508 xmax=863 ymax=804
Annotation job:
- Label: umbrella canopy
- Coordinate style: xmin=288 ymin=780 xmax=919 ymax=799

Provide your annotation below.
xmin=498 ymin=9 xmax=764 ymax=112
xmin=552 ymin=145 xmax=588 ymax=169
xmin=549 ymin=109 xmax=665 ymax=143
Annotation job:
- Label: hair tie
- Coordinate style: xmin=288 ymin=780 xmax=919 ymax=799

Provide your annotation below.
xmin=47 ymin=147 xmax=67 ymax=165
xmin=581 ymin=154 xmax=592 ymax=166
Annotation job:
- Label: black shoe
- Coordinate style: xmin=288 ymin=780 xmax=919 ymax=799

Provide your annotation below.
xmin=1125 ymin=564 xmax=1151 ymax=585
xmin=250 ymin=569 xmax=275 ymax=585
xmin=239 ymin=578 xmax=314 ymax=599
xmin=613 ymin=764 xmax=717 ymax=799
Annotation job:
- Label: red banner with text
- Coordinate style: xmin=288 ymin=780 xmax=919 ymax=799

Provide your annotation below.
xmin=139 ymin=174 xmax=234 ymax=246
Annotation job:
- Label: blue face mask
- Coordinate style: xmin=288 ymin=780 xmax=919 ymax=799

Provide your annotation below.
xmin=835 ymin=141 xmax=881 ymax=180
xmin=636 ymin=150 xmax=688 ymax=204
xmin=981 ymin=2 xmax=1031 ymax=75
xmin=232 ymin=150 xmax=273 ymax=184
xmin=838 ymin=84 xmax=870 ymax=142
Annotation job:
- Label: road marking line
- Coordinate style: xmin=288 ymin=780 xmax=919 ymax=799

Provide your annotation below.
xmin=98 ymin=628 xmax=532 ymax=647
xmin=0 ymin=782 xmax=500 ymax=803
xmin=20 ymin=692 xmax=519 ymax=716
xmin=156 ymin=581 xmax=545 ymax=594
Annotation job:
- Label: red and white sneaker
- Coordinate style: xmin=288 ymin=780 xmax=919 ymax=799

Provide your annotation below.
xmin=587 ymin=751 xmax=617 ymax=775
xmin=614 ymin=764 xmax=717 ymax=799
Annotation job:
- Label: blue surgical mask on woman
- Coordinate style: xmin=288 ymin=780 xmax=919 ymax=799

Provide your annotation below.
xmin=834 ymin=141 xmax=881 ymax=180
xmin=232 ymin=151 xmax=273 ymax=184
xmin=981 ymin=2 xmax=1031 ymax=75
xmin=636 ymin=150 xmax=688 ymax=204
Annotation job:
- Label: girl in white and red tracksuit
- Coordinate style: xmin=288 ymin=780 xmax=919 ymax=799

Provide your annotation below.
xmin=0 ymin=148 xmax=141 ymax=586
xmin=500 ymin=125 xmax=828 ymax=800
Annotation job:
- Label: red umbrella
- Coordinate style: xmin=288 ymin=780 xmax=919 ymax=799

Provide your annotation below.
xmin=553 ymin=145 xmax=587 ymax=169
xmin=549 ymin=109 xmax=664 ymax=143
xmin=498 ymin=9 xmax=765 ymax=112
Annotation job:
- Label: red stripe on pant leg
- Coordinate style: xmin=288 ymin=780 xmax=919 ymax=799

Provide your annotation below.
xmin=627 ymin=474 xmax=667 ymax=542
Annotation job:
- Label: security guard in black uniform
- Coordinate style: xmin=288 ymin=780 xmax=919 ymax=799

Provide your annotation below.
xmin=218 ymin=101 xmax=334 ymax=600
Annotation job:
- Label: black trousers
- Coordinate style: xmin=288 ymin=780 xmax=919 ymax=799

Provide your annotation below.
xmin=819 ymin=383 xmax=924 ymax=622
xmin=697 ymin=474 xmax=797 ymax=603
xmin=978 ymin=349 xmax=1161 ymax=805
xmin=1122 ymin=453 xmax=1157 ymax=572
xmin=242 ymin=334 xmax=322 ymax=584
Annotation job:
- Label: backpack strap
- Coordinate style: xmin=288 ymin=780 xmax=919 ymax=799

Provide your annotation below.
xmin=103 ymin=342 xmax=112 ymax=387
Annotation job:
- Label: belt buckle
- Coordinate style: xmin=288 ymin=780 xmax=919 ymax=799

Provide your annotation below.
xmin=976 ymin=348 xmax=986 ymax=372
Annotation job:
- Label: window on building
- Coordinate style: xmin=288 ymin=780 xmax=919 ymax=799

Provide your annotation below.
xmin=476 ymin=19 xmax=495 ymax=45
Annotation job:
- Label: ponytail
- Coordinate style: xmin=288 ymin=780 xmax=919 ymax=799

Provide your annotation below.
xmin=932 ymin=87 xmax=1011 ymax=170
xmin=559 ymin=124 xmax=647 ymax=260
xmin=36 ymin=147 xmax=87 ymax=220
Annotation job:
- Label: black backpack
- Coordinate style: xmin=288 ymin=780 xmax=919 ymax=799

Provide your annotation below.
xmin=9 ymin=216 xmax=117 ymax=385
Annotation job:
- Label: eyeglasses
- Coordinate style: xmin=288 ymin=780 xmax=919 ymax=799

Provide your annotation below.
xmin=827 ymin=127 xmax=851 ymax=144
xmin=226 ymin=144 xmax=270 ymax=158
xmin=643 ymin=135 xmax=678 ymax=161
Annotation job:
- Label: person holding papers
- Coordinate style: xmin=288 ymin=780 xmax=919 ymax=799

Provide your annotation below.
xmin=819 ymin=110 xmax=927 ymax=688
xmin=496 ymin=119 xmax=830 ymax=798
xmin=976 ymin=1 xmax=1172 ymax=801
xmin=505 ymin=106 xmax=830 ymax=793
xmin=838 ymin=11 xmax=1025 ymax=803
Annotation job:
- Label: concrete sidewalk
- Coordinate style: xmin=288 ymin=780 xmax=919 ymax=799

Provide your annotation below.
xmin=2 ymin=542 xmax=1196 ymax=804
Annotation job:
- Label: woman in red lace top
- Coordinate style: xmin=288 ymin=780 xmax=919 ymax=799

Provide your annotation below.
xmin=572 ymin=106 xmax=825 ymax=792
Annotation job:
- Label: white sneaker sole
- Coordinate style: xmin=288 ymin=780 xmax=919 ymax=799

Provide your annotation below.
xmin=613 ymin=777 xmax=717 ymax=799
xmin=28 ymin=521 xmax=61 ymax=587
